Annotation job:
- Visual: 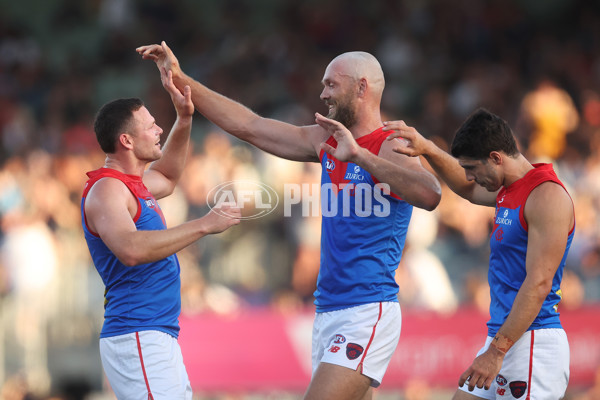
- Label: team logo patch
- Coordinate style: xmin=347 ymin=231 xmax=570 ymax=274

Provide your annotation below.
xmin=509 ymin=381 xmax=527 ymax=398
xmin=333 ymin=334 xmax=346 ymax=344
xmin=346 ymin=343 xmax=364 ymax=360
xmin=495 ymin=227 xmax=504 ymax=241
xmin=496 ymin=375 xmax=507 ymax=386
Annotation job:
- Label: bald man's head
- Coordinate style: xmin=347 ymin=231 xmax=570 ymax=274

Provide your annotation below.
xmin=328 ymin=51 xmax=385 ymax=97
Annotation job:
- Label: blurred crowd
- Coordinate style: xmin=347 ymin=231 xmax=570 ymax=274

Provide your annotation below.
xmin=0 ymin=0 xmax=599 ymax=398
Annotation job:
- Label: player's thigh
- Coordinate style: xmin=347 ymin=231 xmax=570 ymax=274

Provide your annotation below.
xmin=100 ymin=331 xmax=191 ymax=400
xmin=312 ymin=302 xmax=401 ymax=387
xmin=304 ymin=362 xmax=372 ymax=400
xmin=499 ymin=329 xmax=569 ymax=399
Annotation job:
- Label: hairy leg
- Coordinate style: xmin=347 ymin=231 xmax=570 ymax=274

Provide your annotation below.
xmin=304 ymin=362 xmax=373 ymax=400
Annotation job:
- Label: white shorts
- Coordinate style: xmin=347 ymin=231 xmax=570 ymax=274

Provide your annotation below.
xmin=99 ymin=330 xmax=192 ymax=400
xmin=458 ymin=328 xmax=569 ymax=399
xmin=311 ymin=302 xmax=401 ymax=387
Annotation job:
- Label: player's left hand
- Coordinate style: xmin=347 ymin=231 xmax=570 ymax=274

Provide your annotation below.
xmin=315 ymin=112 xmax=361 ymax=163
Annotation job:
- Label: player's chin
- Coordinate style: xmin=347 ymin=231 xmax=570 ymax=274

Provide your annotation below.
xmin=484 ymin=183 xmax=501 ymax=192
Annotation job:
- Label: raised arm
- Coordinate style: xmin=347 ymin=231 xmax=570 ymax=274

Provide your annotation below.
xmin=316 ymin=113 xmax=441 ymax=211
xmin=457 ymin=182 xmax=574 ymax=391
xmin=84 ymin=177 xmax=241 ymax=266
xmin=143 ymin=68 xmax=194 ymax=199
xmin=137 ymin=41 xmax=324 ymax=162
xmin=383 ymin=120 xmax=497 ymax=207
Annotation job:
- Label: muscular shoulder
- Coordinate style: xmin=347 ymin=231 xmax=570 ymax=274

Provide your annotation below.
xmin=525 ymin=181 xmax=573 ymax=229
xmin=85 ymin=177 xmax=138 ymax=220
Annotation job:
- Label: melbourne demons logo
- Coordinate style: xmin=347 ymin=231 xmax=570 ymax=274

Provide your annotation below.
xmin=494 ymin=227 xmax=504 ymax=242
xmin=509 ymin=381 xmax=527 ymax=398
xmin=346 ymin=343 xmax=364 ymax=360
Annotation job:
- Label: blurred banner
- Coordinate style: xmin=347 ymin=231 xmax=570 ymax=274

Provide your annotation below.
xmin=179 ymin=305 xmax=599 ymax=392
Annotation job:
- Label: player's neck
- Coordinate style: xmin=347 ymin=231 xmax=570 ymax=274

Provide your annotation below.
xmin=103 ymin=155 xmax=146 ymax=177
xmin=349 ymin=110 xmax=383 ymax=139
xmin=503 ymin=154 xmax=534 ymax=187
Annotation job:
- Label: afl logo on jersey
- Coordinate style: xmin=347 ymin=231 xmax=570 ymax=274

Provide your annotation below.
xmin=325 ymin=159 xmax=336 ymax=172
xmin=144 ymin=198 xmax=157 ymax=209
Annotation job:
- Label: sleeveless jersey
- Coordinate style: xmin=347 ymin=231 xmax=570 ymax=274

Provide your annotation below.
xmin=488 ymin=163 xmax=574 ymax=336
xmin=81 ymin=168 xmax=181 ymax=338
xmin=316 ymin=127 xmax=413 ymax=312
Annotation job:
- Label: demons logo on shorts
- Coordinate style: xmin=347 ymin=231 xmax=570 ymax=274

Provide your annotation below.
xmin=509 ymin=381 xmax=527 ymax=398
xmin=346 ymin=343 xmax=364 ymax=360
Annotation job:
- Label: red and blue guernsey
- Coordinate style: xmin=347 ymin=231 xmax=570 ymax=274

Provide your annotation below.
xmin=316 ymin=127 xmax=413 ymax=312
xmin=488 ymin=163 xmax=574 ymax=336
xmin=81 ymin=168 xmax=181 ymax=338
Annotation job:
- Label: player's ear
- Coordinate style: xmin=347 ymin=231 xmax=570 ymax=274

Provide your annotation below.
xmin=119 ymin=133 xmax=134 ymax=150
xmin=357 ymin=78 xmax=367 ymax=97
xmin=489 ymin=151 xmax=503 ymax=165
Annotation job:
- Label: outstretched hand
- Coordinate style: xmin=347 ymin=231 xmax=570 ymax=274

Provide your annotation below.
xmin=203 ymin=204 xmax=242 ymax=234
xmin=315 ymin=112 xmax=361 ymax=163
xmin=382 ymin=120 xmax=430 ymax=157
xmin=136 ymin=41 xmax=182 ymax=79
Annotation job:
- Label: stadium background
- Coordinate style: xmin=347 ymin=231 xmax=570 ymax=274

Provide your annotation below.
xmin=0 ymin=0 xmax=599 ymax=398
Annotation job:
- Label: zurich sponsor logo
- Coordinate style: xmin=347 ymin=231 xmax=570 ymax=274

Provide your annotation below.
xmin=344 ymin=164 xmax=364 ymax=181
xmin=495 ymin=208 xmax=513 ymax=226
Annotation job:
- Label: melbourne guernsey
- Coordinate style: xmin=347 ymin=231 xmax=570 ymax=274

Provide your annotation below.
xmin=316 ymin=127 xmax=413 ymax=312
xmin=81 ymin=168 xmax=181 ymax=338
xmin=488 ymin=163 xmax=574 ymax=336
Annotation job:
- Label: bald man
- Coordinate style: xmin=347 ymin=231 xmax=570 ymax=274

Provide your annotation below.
xmin=137 ymin=42 xmax=441 ymax=400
